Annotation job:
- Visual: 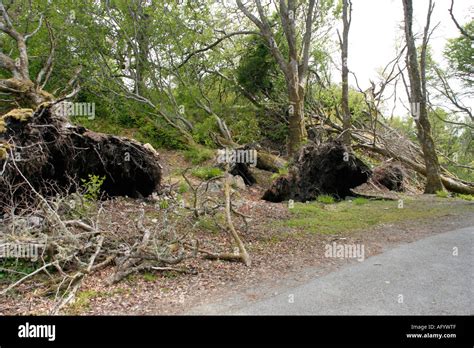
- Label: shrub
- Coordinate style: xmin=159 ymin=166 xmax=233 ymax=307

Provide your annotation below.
xmin=456 ymin=194 xmax=474 ymax=201
xmin=353 ymin=197 xmax=368 ymax=205
xmin=81 ymin=174 xmax=105 ymax=202
xmin=183 ymin=147 xmax=214 ymax=165
xmin=436 ymin=190 xmax=449 ymax=198
xmin=191 ymin=167 xmax=223 ymax=180
xmin=316 ymin=194 xmax=336 ymax=204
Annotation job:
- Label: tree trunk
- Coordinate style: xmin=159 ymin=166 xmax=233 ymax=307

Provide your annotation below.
xmin=287 ymin=65 xmax=307 ymax=156
xmin=0 ymin=78 xmax=54 ymax=108
xmin=341 ymin=0 xmax=352 ymax=147
xmin=402 ymin=0 xmax=444 ymax=193
xmin=416 ymin=116 xmax=444 ymax=193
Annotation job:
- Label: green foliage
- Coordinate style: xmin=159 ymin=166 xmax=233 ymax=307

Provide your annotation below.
xmin=456 ymin=194 xmax=474 ymax=201
xmin=81 ymin=175 xmax=105 ymax=202
xmin=0 ymin=259 xmax=39 ymax=283
xmin=428 ymin=108 xmax=474 ymax=182
xmin=196 ymin=216 xmax=220 ymax=234
xmin=436 ymin=190 xmax=448 ymax=198
xmin=353 ymin=197 xmax=369 ymax=205
xmin=271 ymin=167 xmax=289 ymax=180
xmin=229 ymin=113 xmax=262 ymax=144
xmin=178 ymin=182 xmax=189 ymax=194
xmin=183 ymin=147 xmax=214 ymax=165
xmin=258 ymin=110 xmax=288 ymax=144
xmin=135 ymin=118 xmax=187 ymax=150
xmin=237 ymin=35 xmax=278 ymax=97
xmin=445 ymin=21 xmax=474 ymax=86
xmin=192 ymin=117 xmax=219 ymax=147
xmin=143 ymin=273 xmax=158 ymax=282
xmin=191 ymin=167 xmax=223 ymax=180
xmin=316 ymin=194 xmax=336 ymax=204
xmin=159 ymin=200 xmax=170 ymax=209
xmin=68 ymin=290 xmax=103 ymax=313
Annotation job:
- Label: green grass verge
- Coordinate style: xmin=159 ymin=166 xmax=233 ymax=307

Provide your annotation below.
xmin=280 ymin=198 xmax=468 ymax=235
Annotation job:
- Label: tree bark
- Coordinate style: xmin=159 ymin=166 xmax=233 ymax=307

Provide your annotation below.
xmin=287 ymin=71 xmax=307 ymax=155
xmin=236 ymin=0 xmax=317 ymax=156
xmin=341 ymin=0 xmax=352 ymax=147
xmin=402 ymin=0 xmax=444 ymax=193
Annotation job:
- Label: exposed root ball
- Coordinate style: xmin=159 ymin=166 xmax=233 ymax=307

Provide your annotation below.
xmin=0 ymin=104 xmax=162 ymax=208
xmin=262 ymin=140 xmax=371 ymax=202
xmin=371 ymin=163 xmax=405 ymax=191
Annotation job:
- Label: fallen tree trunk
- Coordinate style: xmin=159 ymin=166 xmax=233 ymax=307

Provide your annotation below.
xmin=211 ymin=134 xmax=287 ymax=173
xmin=0 ymin=103 xmax=162 ymax=209
xmin=357 ymin=143 xmax=474 ymax=195
xmin=320 ymin=120 xmax=474 ymax=195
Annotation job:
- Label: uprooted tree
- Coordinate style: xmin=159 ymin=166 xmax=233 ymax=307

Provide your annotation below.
xmin=0 ymin=0 xmax=163 ymax=204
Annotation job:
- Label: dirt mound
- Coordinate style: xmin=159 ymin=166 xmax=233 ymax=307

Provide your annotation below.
xmin=0 ymin=104 xmax=162 ymax=209
xmin=262 ymin=140 xmax=371 ymax=202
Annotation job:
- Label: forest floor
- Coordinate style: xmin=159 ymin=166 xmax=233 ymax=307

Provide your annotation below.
xmin=1 ymin=151 xmax=473 ymax=315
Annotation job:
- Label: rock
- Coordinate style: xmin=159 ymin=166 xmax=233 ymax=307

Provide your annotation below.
xmin=207 ymin=181 xmax=222 ymax=193
xmin=231 ymin=175 xmax=247 ymax=190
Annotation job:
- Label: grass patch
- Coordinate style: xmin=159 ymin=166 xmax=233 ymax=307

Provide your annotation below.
xmin=68 ymin=290 xmax=103 ymax=313
xmin=316 ymin=194 xmax=336 ymax=204
xmin=196 ymin=215 xmax=220 ymax=234
xmin=280 ymin=199 xmax=462 ymax=235
xmin=353 ymin=197 xmax=369 ymax=205
xmin=183 ymin=147 xmax=214 ymax=165
xmin=271 ymin=167 xmax=289 ymax=180
xmin=456 ymin=194 xmax=474 ymax=201
xmin=436 ymin=190 xmax=449 ymax=198
xmin=178 ymin=182 xmax=189 ymax=194
xmin=0 ymin=259 xmax=42 ymax=283
xmin=143 ymin=272 xmax=158 ymax=282
xmin=191 ymin=167 xmax=223 ymax=180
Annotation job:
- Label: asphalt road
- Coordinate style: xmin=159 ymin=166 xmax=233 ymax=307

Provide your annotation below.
xmin=193 ymin=226 xmax=473 ymax=315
